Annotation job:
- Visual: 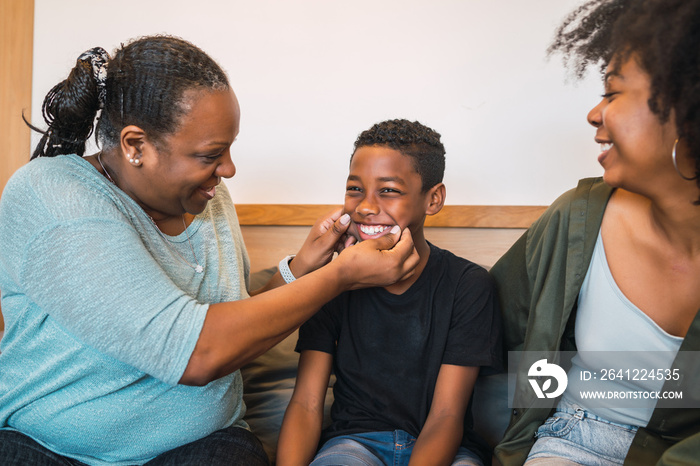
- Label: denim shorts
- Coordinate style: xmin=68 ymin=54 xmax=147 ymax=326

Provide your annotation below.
xmin=525 ymin=397 xmax=638 ymax=465
xmin=310 ymin=430 xmax=484 ymax=466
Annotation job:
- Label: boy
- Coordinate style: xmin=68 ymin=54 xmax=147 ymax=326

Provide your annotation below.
xmin=277 ymin=119 xmax=502 ymax=466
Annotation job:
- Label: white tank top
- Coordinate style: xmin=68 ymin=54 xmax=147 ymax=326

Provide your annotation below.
xmin=564 ymin=231 xmax=683 ymax=427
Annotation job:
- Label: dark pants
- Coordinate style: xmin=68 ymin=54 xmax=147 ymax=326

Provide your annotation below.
xmin=0 ymin=425 xmax=269 ymax=466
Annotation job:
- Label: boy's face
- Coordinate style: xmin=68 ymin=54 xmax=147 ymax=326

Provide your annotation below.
xmin=344 ymin=145 xmax=432 ymax=242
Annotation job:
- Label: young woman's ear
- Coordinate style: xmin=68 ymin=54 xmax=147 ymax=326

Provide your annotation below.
xmin=120 ymin=125 xmax=147 ymax=166
xmin=425 ymin=183 xmax=446 ymax=216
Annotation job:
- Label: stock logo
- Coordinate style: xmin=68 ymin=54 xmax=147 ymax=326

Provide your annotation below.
xmin=528 ymin=359 xmax=568 ymax=399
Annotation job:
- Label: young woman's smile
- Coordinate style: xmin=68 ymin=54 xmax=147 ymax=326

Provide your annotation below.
xmin=587 ymin=57 xmax=678 ymax=192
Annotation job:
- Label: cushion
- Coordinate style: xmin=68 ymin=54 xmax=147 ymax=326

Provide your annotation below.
xmin=471 ymin=372 xmax=510 ymax=448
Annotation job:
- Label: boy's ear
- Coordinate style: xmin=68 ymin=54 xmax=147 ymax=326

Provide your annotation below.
xmin=425 ymin=183 xmax=446 ymax=216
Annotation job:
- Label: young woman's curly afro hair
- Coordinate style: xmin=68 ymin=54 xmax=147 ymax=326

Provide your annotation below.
xmin=549 ymin=0 xmax=700 ymax=186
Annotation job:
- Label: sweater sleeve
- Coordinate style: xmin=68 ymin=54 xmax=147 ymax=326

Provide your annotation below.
xmin=17 ymin=217 xmax=208 ymax=385
xmin=0 ymin=159 xmax=213 ymax=384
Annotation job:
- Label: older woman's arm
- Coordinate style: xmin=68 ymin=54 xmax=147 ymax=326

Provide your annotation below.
xmin=180 ymin=226 xmax=418 ymax=385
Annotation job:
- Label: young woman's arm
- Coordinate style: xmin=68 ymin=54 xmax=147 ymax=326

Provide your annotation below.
xmin=277 ymin=350 xmax=333 ymax=466
xmin=180 ymin=225 xmax=418 ymax=385
xmin=409 ymin=364 xmax=480 ymax=466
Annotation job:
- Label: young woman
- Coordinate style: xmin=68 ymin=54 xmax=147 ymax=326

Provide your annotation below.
xmin=491 ymin=0 xmax=700 ymax=464
xmin=0 ymin=36 xmax=419 ymax=466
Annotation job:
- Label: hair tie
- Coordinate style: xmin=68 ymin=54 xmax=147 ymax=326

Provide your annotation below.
xmin=78 ymin=47 xmax=109 ymax=109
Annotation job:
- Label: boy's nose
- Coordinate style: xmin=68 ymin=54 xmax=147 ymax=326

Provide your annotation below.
xmin=356 ymin=197 xmax=379 ymax=216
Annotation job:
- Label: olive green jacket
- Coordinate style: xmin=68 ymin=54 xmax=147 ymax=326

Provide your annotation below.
xmin=491 ymin=177 xmax=700 ymax=466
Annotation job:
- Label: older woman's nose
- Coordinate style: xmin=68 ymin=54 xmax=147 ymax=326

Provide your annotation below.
xmin=218 ymin=152 xmax=236 ymax=179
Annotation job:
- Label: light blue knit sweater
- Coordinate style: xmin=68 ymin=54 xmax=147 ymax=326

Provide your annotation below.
xmin=0 ymin=154 xmax=250 ymax=465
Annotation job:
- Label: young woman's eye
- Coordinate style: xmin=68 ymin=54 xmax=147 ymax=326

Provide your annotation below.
xmin=601 ymin=92 xmax=618 ymax=101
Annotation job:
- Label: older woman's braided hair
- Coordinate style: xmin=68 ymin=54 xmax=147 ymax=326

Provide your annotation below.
xmin=28 ymin=35 xmax=229 ymax=160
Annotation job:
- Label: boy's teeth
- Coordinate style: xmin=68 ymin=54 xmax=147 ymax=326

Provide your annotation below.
xmin=360 ymin=224 xmax=388 ymax=235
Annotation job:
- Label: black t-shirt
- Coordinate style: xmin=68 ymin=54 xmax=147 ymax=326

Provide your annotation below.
xmin=296 ymin=243 xmax=502 ymax=462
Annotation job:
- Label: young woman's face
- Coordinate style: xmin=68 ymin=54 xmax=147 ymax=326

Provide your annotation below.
xmin=343 ymin=145 xmax=432 ymax=242
xmin=133 ymin=88 xmax=240 ymax=221
xmin=587 ymin=56 xmax=678 ymax=191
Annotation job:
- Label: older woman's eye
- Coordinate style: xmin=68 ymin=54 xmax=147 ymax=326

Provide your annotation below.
xmin=199 ymin=154 xmax=221 ymax=162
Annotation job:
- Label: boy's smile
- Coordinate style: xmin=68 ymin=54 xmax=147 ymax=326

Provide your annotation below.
xmin=356 ymin=223 xmax=391 ymax=240
xmin=344 ymin=145 xmax=432 ymax=243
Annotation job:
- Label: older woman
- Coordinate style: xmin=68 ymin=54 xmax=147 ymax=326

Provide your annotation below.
xmin=491 ymin=0 xmax=700 ymax=464
xmin=0 ymin=36 xmax=418 ymax=466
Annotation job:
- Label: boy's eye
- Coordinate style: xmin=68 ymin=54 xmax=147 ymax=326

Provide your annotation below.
xmin=380 ymin=188 xmax=401 ymax=195
xmin=346 ymin=186 xmax=362 ymax=192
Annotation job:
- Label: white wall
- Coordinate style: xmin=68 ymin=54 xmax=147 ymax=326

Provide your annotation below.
xmin=33 ymin=0 xmax=603 ymax=206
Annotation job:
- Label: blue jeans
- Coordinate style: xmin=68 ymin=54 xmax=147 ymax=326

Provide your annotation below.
xmin=310 ymin=430 xmax=484 ymax=466
xmin=0 ymin=425 xmax=269 ymax=466
xmin=525 ymin=398 xmax=638 ymax=465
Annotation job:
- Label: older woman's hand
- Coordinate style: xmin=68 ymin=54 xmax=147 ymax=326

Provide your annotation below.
xmin=289 ymin=208 xmax=356 ymax=277
xmin=333 ymin=226 xmax=420 ymax=291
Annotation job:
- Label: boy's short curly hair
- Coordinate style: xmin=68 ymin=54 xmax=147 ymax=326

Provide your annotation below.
xmin=549 ymin=0 xmax=700 ymax=188
xmin=353 ymin=119 xmax=446 ymax=192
